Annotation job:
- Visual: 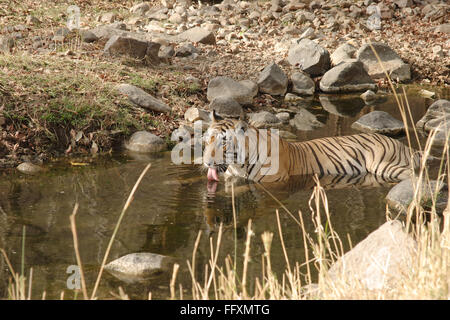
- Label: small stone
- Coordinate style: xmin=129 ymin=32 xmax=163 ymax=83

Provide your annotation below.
xmin=174 ymin=43 xmax=198 ymax=57
xmin=0 ymin=36 xmax=14 ymax=53
xmin=284 ymin=93 xmax=304 ymax=102
xmin=434 ymin=24 xmax=450 ymax=34
xmin=276 ymin=112 xmax=290 ymax=124
xmin=418 ymin=89 xmax=436 ymax=99
xmin=360 ymin=90 xmax=377 ymax=102
xmin=130 ymin=2 xmax=151 ymax=15
xmin=26 ymin=15 xmax=40 ymax=25
xmin=116 ymin=84 xmax=171 ymax=114
xmin=80 ymin=30 xmax=98 ymax=43
xmin=100 ymin=12 xmax=117 ymax=24
xmin=17 ymin=162 xmax=43 ymax=175
xmin=125 ymin=131 xmax=167 ymax=153
xmin=351 ymin=111 xmax=404 ymax=135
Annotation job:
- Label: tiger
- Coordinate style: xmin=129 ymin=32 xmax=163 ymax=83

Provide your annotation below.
xmin=203 ymin=111 xmax=422 ymax=183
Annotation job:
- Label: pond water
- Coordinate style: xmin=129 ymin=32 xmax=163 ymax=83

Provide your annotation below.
xmin=0 ymin=86 xmax=448 ymax=299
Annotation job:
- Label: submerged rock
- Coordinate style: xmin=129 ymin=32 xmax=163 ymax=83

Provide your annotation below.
xmin=386 ymin=178 xmax=447 ymax=213
xmin=328 ymin=220 xmax=417 ymax=291
xmin=125 ymin=131 xmax=167 ymax=153
xmin=319 ymin=95 xmax=365 ymax=118
xmin=105 ymin=252 xmax=174 ymax=283
xmin=16 ymin=162 xmax=43 ymax=175
xmin=351 ymin=111 xmax=405 ymax=135
xmin=289 ymin=109 xmax=324 ymax=131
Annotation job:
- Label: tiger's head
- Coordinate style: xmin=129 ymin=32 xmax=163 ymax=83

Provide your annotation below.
xmin=203 ymin=111 xmax=251 ymax=182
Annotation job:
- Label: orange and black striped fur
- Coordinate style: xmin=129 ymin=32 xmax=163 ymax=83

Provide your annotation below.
xmin=203 ymin=114 xmax=421 ymax=183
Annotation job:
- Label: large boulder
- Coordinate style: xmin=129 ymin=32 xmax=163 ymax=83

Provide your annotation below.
xmin=291 ymin=72 xmax=315 ymax=96
xmin=328 ymin=220 xmax=417 ymax=291
xmin=257 ymin=63 xmax=288 ymax=96
xmin=320 ymin=60 xmax=377 ymax=93
xmin=207 ymin=76 xmax=257 ymax=106
xmin=289 ymin=109 xmax=324 ymax=131
xmin=356 ymin=42 xmax=411 ymax=82
xmin=287 ymin=39 xmax=331 ymax=77
xmin=116 ymin=84 xmax=171 ymax=113
xmin=125 ymin=131 xmax=167 ymax=153
xmin=351 ymin=111 xmax=405 ymax=135
xmin=416 ymin=99 xmax=450 ymax=147
xmin=178 ymin=27 xmax=216 ymax=45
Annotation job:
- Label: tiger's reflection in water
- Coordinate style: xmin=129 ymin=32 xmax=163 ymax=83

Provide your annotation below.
xmin=202 ymin=173 xmax=398 ymax=232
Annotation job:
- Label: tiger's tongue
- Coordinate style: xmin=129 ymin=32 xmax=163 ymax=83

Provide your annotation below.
xmin=207 ymin=167 xmax=219 ymax=181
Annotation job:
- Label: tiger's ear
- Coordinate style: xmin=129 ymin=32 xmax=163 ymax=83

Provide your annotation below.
xmin=210 ymin=110 xmax=223 ymax=123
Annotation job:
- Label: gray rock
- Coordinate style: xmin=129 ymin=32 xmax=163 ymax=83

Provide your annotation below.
xmin=416 ymin=99 xmax=450 ymax=147
xmin=207 ymin=76 xmax=257 ymax=106
xmin=16 ymin=162 xmax=43 ymax=175
xmin=319 ymin=95 xmax=365 ymax=118
xmin=210 ymin=96 xmax=243 ymax=118
xmin=276 ymin=112 xmax=291 ymax=124
xmin=159 ymin=45 xmax=175 ymax=59
xmin=287 ymin=39 xmax=331 ymax=76
xmin=99 ymin=12 xmax=117 ymax=24
xmin=104 ymin=35 xmax=150 ymax=59
xmin=105 ymin=252 xmax=174 ymax=283
xmin=257 ymin=63 xmax=288 ymax=96
xmin=125 ymin=131 xmax=167 ymax=153
xmin=289 ymin=109 xmax=324 ymax=131
xmin=434 ymin=24 xmax=450 ymax=34
xmin=279 ymin=130 xmax=297 ymax=140
xmin=116 ymin=84 xmax=171 ymax=114
xmin=360 ymin=89 xmax=377 ymax=103
xmin=291 ymin=72 xmax=315 ymax=96
xmin=174 ymin=43 xmax=198 ymax=57
xmin=130 ymin=2 xmax=151 ymax=16
xmin=330 ymin=43 xmax=357 ymax=66
xmin=356 ymin=42 xmax=411 ymax=82
xmin=80 ymin=30 xmax=98 ymax=43
xmin=394 ymin=0 xmax=412 ymax=8
xmin=248 ymin=111 xmax=281 ymax=128
xmin=26 ymin=15 xmax=40 ymax=25
xmin=184 ymin=107 xmax=210 ymax=123
xmin=328 ymin=221 xmax=417 ymax=291
xmin=179 ymin=27 xmax=216 ymax=45
xmin=0 ymin=36 xmax=14 ymax=53
xmin=320 ymin=60 xmax=377 ymax=93
xmin=386 ymin=178 xmax=447 ymax=213
xmin=351 ymin=111 xmax=404 ymax=135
